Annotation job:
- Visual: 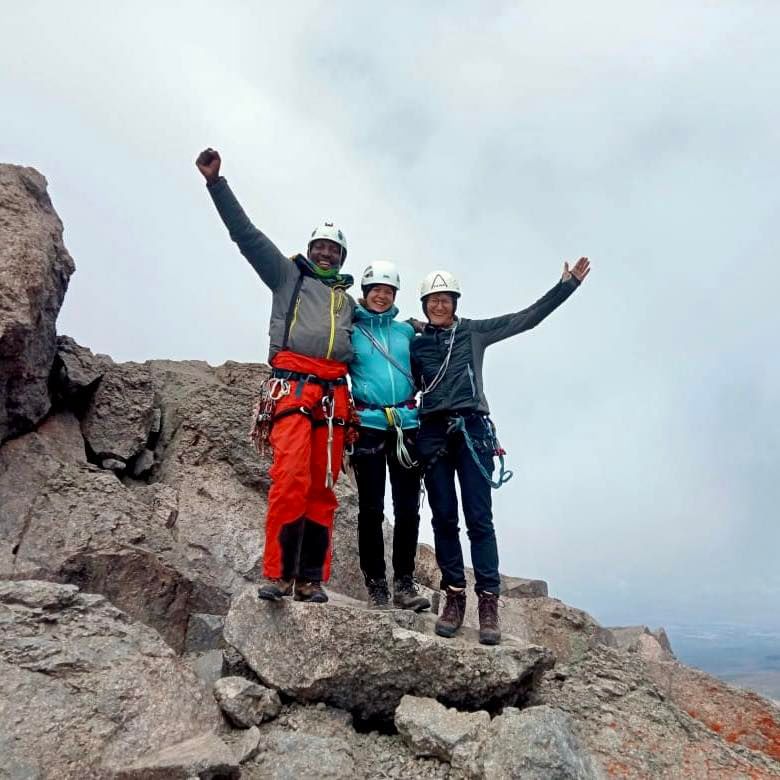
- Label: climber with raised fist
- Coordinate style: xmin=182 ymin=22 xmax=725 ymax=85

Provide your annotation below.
xmin=196 ymin=147 xmax=356 ymax=605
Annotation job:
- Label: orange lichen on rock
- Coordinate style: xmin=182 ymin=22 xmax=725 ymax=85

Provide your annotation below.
xmin=755 ymin=712 xmax=780 ymax=761
xmin=605 ymin=760 xmax=633 ymax=778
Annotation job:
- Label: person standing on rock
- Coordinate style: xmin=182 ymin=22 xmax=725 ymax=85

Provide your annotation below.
xmin=349 ymin=261 xmax=430 ymax=612
xmin=411 ymin=260 xmax=590 ymax=644
xmin=196 ymin=148 xmax=355 ymax=604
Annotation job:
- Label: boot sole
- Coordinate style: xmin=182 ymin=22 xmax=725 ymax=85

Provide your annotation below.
xmin=294 ymin=593 xmax=329 ymax=603
xmin=434 ymin=624 xmax=460 ymax=638
xmin=479 ymin=632 xmax=501 ymax=646
xmin=393 ymin=600 xmax=431 ymax=612
xmin=257 ymin=590 xmax=288 ymax=602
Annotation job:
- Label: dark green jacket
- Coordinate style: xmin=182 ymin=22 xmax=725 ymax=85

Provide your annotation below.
xmin=411 ymin=277 xmax=580 ymax=416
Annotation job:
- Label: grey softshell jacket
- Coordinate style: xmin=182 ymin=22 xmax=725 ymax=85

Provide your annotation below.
xmin=411 ymin=277 xmax=580 ymax=416
xmin=207 ymin=177 xmax=355 ymax=364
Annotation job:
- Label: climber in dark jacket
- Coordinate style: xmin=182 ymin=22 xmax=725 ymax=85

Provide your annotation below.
xmin=410 ymin=259 xmax=590 ymax=644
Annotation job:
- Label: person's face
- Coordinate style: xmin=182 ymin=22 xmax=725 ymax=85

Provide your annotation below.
xmin=365 ymin=284 xmax=396 ymax=313
xmin=425 ymin=293 xmax=456 ymax=327
xmin=308 ymin=239 xmax=342 ymax=271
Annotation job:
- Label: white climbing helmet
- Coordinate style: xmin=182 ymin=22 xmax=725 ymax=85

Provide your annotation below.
xmin=308 ymin=221 xmax=348 ymax=261
xmin=419 ymin=270 xmax=461 ymax=300
xmin=361 ymin=260 xmax=401 ymax=291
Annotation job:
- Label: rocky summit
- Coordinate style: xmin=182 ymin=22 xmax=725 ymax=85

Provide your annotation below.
xmin=1 ymin=162 xmax=779 ymax=778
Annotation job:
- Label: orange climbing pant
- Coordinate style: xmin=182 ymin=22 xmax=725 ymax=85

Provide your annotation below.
xmin=262 ymin=352 xmax=349 ymax=582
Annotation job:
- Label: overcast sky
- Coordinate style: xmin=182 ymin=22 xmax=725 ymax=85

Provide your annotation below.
xmin=2 ymin=1 xmax=779 ymax=630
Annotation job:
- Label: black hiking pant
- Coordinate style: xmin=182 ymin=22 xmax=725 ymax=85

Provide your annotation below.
xmin=351 ymin=426 xmax=422 ymax=583
xmin=416 ymin=412 xmax=501 ymax=594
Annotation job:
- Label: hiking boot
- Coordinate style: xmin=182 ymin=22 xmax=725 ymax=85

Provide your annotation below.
xmin=393 ymin=575 xmax=431 ymax=612
xmin=366 ymin=578 xmax=391 ymax=610
xmin=477 ymin=591 xmax=501 ymax=645
xmin=257 ymin=578 xmax=293 ymax=601
xmin=294 ymin=580 xmax=329 ymax=603
xmin=434 ymin=586 xmax=467 ymax=638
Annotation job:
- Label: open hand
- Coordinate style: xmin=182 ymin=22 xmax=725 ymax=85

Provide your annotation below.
xmin=195 ymin=148 xmax=221 ymax=184
xmin=562 ymin=257 xmax=590 ymax=283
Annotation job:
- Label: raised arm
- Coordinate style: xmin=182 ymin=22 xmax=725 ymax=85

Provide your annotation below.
xmin=471 ymin=257 xmax=590 ymax=346
xmin=196 ymin=148 xmax=292 ymax=291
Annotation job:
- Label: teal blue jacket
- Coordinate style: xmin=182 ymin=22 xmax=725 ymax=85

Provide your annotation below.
xmin=350 ymin=304 xmax=419 ymax=431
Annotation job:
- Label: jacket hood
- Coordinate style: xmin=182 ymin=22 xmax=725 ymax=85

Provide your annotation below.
xmin=355 ymin=303 xmax=400 ymax=324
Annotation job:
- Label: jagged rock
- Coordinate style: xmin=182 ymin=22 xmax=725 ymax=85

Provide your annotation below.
xmin=609 ymin=625 xmax=675 ymax=662
xmin=111 ymin=733 xmax=239 ymax=779
xmin=187 ymin=649 xmax=226 ymax=687
xmin=222 ymin=643 xmax=261 ymax=682
xmin=250 ymin=733 xmax=356 ymax=779
xmin=651 ymin=627 xmax=673 ymax=655
xmin=226 ymin=725 xmax=262 ymax=764
xmin=537 ymin=645 xmax=780 ymax=778
xmin=214 ymin=676 xmax=282 ymax=728
xmin=478 ymin=705 xmax=603 ymax=779
xmin=82 ymin=361 xmax=155 ymax=462
xmin=0 ymin=165 xmax=75 ymax=443
xmin=244 ymin=702 xmax=450 ymax=779
xmin=394 ymin=695 xmax=489 ymax=763
xmin=494 ymin=597 xmax=616 ymax=664
xmin=132 ymin=447 xmax=156 ymax=476
xmin=186 ymin=612 xmax=226 ymax=653
xmin=52 ymin=335 xmax=111 ymax=402
xmin=0 ymin=411 xmax=86 ymax=576
xmin=2 ymin=429 xmax=211 ymax=650
xmin=500 ymin=574 xmax=549 ymax=599
xmin=224 ymin=587 xmax=554 ymax=719
xmin=0 ymin=580 xmax=222 ymax=777
xmin=132 ymin=482 xmax=180 ymax=529
xmin=643 ymin=657 xmax=780 ymax=765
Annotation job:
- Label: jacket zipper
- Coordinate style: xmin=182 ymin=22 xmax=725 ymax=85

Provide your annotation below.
xmin=382 ymin=318 xmax=396 ymax=403
xmin=289 ymin=296 xmax=301 ymax=341
xmin=326 ymin=288 xmax=336 ymax=359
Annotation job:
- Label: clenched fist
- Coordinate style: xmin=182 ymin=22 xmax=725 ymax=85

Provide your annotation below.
xmin=196 ymin=148 xmax=221 ymax=184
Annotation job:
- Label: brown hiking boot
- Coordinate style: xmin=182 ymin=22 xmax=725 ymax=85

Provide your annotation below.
xmin=257 ymin=578 xmax=293 ymax=601
xmin=393 ymin=576 xmax=431 ymax=612
xmin=477 ymin=591 xmax=501 ymax=645
xmin=294 ymin=580 xmax=329 ymax=603
xmin=434 ymin=586 xmax=467 ymax=638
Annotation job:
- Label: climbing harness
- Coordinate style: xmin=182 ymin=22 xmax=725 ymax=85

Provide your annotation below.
xmin=419 ymin=322 xmax=459 ymax=404
xmin=249 ymin=371 xmax=358 ymax=488
xmin=445 ymin=414 xmax=513 ymax=490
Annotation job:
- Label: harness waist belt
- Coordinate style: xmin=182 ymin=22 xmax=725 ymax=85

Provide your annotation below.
xmin=271 ymin=368 xmax=348 ymax=388
xmin=354 ymin=398 xmax=417 ymax=412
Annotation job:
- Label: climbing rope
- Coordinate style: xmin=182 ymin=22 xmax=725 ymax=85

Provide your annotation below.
xmin=446 ymin=415 xmax=513 ymax=490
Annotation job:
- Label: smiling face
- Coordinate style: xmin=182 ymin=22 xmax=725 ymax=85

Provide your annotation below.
xmin=364 ymin=283 xmax=396 ymax=313
xmin=424 ymin=292 xmax=456 ymax=328
xmin=308 ymin=239 xmax=343 ymax=272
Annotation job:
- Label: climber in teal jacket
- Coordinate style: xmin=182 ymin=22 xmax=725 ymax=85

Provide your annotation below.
xmin=349 ymin=261 xmax=429 ymax=612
